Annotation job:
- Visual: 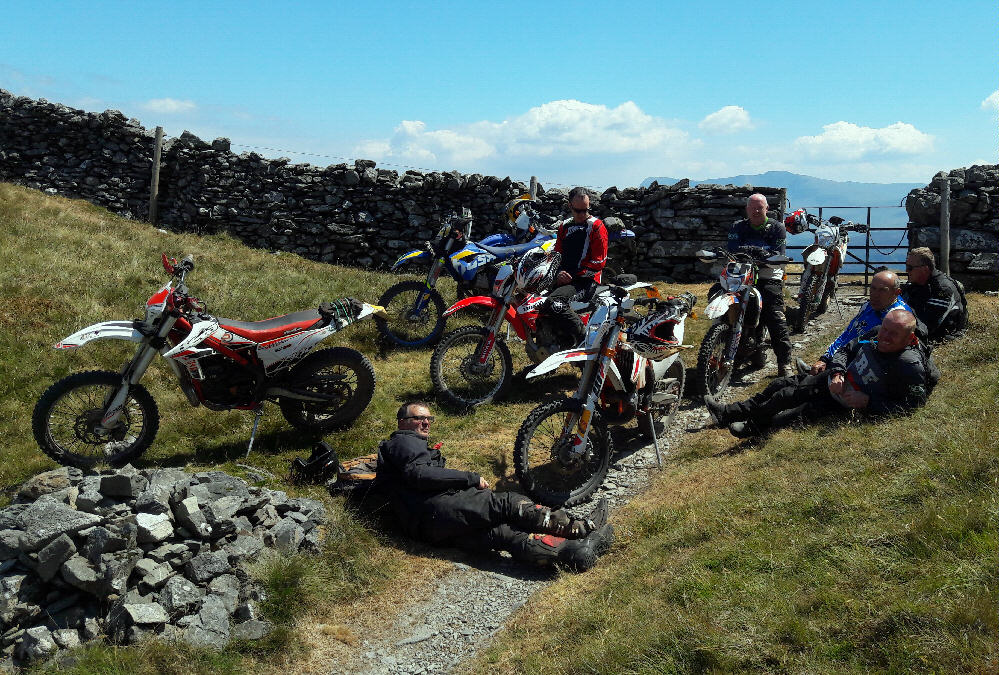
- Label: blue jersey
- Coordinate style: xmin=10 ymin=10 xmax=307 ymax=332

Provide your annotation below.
xmin=822 ymin=296 xmax=912 ymax=360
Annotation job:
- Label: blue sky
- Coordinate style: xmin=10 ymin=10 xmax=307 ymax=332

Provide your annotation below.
xmin=2 ymin=1 xmax=995 ymax=189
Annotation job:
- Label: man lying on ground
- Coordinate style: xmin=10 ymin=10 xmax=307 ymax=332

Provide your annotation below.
xmin=375 ymin=401 xmax=613 ymax=570
xmin=704 ymin=309 xmax=938 ymax=438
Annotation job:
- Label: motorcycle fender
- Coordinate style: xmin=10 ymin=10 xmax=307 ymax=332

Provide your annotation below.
xmin=525 ymin=346 xmax=598 ymax=379
xmin=55 ymin=320 xmax=145 ymax=350
xmin=355 ymin=302 xmax=388 ymax=320
xmin=805 ymin=247 xmax=827 ymax=266
xmin=443 ymin=297 xmax=526 ymax=339
xmin=705 ymin=294 xmax=736 ymax=320
xmin=391 ymin=249 xmax=430 ymax=270
xmin=603 ymin=359 xmax=627 ymax=392
xmin=162 ymin=318 xmax=220 ymax=358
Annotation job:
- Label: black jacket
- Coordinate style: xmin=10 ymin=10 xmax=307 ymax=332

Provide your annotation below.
xmin=828 ymin=328 xmax=937 ymax=416
xmin=901 ymin=269 xmax=967 ymax=342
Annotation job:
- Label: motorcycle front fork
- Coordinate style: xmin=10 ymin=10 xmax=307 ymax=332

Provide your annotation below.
xmin=100 ymin=316 xmax=177 ymax=430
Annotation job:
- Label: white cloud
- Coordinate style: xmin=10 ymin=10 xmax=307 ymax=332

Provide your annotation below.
xmin=698 ymin=105 xmax=753 ymax=134
xmin=981 ymin=90 xmax=999 ymax=113
xmin=140 ymin=98 xmax=197 ymax=114
xmin=793 ymin=121 xmax=933 ymax=161
xmin=353 ymin=99 xmax=691 ymax=170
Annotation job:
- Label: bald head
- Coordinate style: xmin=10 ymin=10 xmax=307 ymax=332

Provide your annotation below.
xmin=746 ymin=193 xmax=769 ymax=226
xmin=869 ymin=269 xmax=902 ymax=311
xmin=877 ymin=308 xmax=917 ymax=353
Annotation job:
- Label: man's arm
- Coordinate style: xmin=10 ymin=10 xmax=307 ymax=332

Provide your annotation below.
xmin=922 ymin=275 xmax=961 ymax=339
xmin=865 ymin=353 xmax=930 ymax=416
xmin=578 ymin=220 xmax=608 ymax=280
xmin=385 ymin=435 xmax=480 ymax=492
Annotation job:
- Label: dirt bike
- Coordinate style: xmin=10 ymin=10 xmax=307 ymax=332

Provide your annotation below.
xmin=512 ymin=285 xmax=696 ymax=506
xmin=374 ymin=204 xmax=557 ymax=349
xmin=33 ymin=254 xmax=385 ymax=469
xmin=787 ymin=210 xmax=869 ymax=333
xmin=694 ymin=246 xmax=791 ymax=398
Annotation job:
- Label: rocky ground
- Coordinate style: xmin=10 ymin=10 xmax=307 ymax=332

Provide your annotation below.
xmin=344 ymin=293 xmax=864 ymax=674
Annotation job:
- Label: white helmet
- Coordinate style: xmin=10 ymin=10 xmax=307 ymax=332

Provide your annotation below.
xmin=629 ymin=293 xmax=696 ymax=359
xmin=515 ymin=248 xmax=561 ymax=294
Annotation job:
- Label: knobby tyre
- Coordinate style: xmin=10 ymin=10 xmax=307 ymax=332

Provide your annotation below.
xmin=794 ymin=267 xmax=827 ymax=334
xmin=374 ymin=280 xmax=447 ymax=349
xmin=513 ymin=397 xmax=611 ymax=507
xmin=638 ymin=359 xmax=686 ymax=440
xmin=695 ymin=322 xmax=734 ymax=398
xmin=32 ymin=370 xmax=159 ymax=469
xmin=430 ymin=325 xmax=513 ymax=409
xmin=279 ymin=347 xmax=375 ymax=432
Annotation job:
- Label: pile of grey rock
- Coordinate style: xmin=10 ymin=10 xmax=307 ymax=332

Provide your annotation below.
xmin=0 ymin=465 xmax=326 ymax=666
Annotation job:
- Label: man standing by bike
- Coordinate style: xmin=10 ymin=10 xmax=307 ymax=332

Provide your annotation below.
xmin=726 ymin=192 xmax=793 ymax=376
xmin=543 ymin=187 xmax=609 ymax=345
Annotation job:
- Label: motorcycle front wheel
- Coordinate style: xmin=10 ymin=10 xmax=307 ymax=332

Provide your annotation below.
xmin=514 ymin=398 xmax=611 ymax=507
xmin=374 ymin=280 xmax=447 ymax=349
xmin=32 ymin=370 xmax=159 ymax=469
xmin=279 ymin=347 xmax=375 ymax=432
xmin=695 ymin=322 xmax=735 ymax=398
xmin=430 ymin=325 xmax=513 ymax=409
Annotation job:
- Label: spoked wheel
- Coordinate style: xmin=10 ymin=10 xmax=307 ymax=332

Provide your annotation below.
xmin=818 ymin=274 xmax=837 ymax=314
xmin=374 ymin=280 xmax=447 ymax=349
xmin=32 ymin=370 xmax=159 ymax=469
xmin=695 ymin=323 xmax=734 ymax=398
xmin=638 ymin=360 xmax=686 ymax=441
xmin=279 ymin=347 xmax=376 ymax=432
xmin=794 ymin=268 xmax=827 ymax=333
xmin=430 ymin=325 xmax=513 ymax=408
xmin=513 ymin=398 xmax=611 ymax=507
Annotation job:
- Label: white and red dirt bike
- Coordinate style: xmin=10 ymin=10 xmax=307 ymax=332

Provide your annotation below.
xmin=513 ymin=286 xmax=696 ymax=507
xmin=32 ymin=254 xmax=386 ymax=469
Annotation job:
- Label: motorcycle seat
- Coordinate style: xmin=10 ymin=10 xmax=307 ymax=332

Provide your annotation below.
xmin=218 ymin=309 xmax=323 ymax=342
xmin=475 ymin=241 xmax=542 ymax=258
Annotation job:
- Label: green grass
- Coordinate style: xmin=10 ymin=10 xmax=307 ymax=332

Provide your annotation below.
xmin=475 ymin=297 xmax=998 ymax=674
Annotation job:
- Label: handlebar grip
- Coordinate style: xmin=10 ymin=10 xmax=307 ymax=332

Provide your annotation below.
xmin=179 ymin=254 xmax=195 ymax=272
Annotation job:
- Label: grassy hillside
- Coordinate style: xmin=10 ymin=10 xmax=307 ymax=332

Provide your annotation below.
xmin=2 ymin=183 xmax=994 ymax=673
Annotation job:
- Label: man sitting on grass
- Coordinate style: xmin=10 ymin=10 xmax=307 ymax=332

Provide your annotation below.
xmin=705 ymin=309 xmax=938 ymax=438
xmin=375 ymin=401 xmax=614 ymax=571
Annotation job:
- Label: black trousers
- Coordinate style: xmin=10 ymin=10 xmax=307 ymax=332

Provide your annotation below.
xmin=759 ymin=279 xmax=792 ymax=365
xmin=405 ymin=488 xmax=533 ymax=545
xmin=724 ymin=372 xmax=846 ymax=432
xmin=540 ymin=280 xmax=593 ymax=345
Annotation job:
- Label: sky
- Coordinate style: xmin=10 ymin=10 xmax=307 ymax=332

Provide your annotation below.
xmin=1 ymin=1 xmax=995 ymax=190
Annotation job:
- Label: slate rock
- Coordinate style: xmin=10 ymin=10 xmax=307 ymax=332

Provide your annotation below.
xmin=123 ymin=602 xmax=168 ymax=625
xmin=182 ymin=595 xmax=231 ymax=649
xmin=51 ymin=628 xmax=81 ymax=650
xmin=0 ymin=531 xmax=22 ymax=561
xmin=85 ymin=524 xmax=136 ymax=562
xmin=224 ymin=535 xmax=263 ymax=562
xmin=159 ymin=575 xmax=205 ymax=616
xmin=185 ymin=551 xmax=231 ymax=583
xmin=15 ymin=626 xmax=57 ymax=661
xmin=231 ymin=619 xmax=271 ymax=641
xmin=208 ymin=574 xmax=240 ymax=614
xmin=99 ymin=469 xmax=147 ymax=499
xmin=60 ymin=555 xmax=100 ymax=595
xmin=36 ymin=534 xmax=77 ymax=582
xmin=133 ymin=558 xmax=175 ymax=590
xmin=16 ymin=468 xmax=75 ymax=501
xmin=269 ymin=518 xmax=305 ymax=553
xmin=135 ymin=512 xmax=174 ymax=543
xmin=17 ymin=501 xmax=101 ymax=551
xmin=174 ymin=497 xmax=212 ymax=538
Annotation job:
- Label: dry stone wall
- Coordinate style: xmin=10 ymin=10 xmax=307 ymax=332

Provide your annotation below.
xmin=906 ymin=165 xmax=998 ymax=290
xmin=0 ymin=89 xmax=785 ymax=281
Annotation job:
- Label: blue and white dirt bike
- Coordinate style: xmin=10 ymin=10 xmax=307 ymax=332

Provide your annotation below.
xmin=375 ymin=182 xmax=557 ymax=349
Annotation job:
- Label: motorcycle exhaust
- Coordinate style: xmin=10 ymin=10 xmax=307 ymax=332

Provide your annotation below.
xmin=264 ymin=386 xmax=341 ymax=402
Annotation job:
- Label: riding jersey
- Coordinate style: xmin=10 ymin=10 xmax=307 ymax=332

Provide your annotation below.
xmin=828 ymin=328 xmax=937 ymax=416
xmin=820 ymin=297 xmax=913 ymax=361
xmin=727 ymin=217 xmax=786 ymax=281
xmin=555 ymin=216 xmax=608 ymax=283
xmin=901 ymin=269 xmax=967 ymax=342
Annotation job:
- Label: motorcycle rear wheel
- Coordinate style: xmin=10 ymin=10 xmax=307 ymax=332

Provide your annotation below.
xmin=638 ymin=359 xmax=686 ymax=441
xmin=514 ymin=397 xmax=611 ymax=507
xmin=430 ymin=325 xmax=513 ymax=409
xmin=32 ymin=370 xmax=159 ymax=469
xmin=374 ymin=280 xmax=447 ymax=349
xmin=695 ymin=322 xmax=734 ymax=398
xmin=279 ymin=347 xmax=375 ymax=432
xmin=794 ymin=268 xmax=827 ymax=334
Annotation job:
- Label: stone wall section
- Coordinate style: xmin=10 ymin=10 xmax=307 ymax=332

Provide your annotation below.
xmin=0 ymin=89 xmax=788 ymax=281
xmin=905 ymin=165 xmax=998 ymax=290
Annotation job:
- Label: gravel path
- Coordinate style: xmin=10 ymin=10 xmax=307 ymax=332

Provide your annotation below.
xmin=343 ymin=292 xmax=864 ymax=675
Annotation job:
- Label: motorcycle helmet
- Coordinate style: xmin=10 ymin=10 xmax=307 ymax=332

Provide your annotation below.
xmin=515 ymin=248 xmax=561 ymax=294
xmin=505 ymin=196 xmax=536 ymax=243
xmin=629 ymin=294 xmax=695 ymax=359
xmin=784 ymin=209 xmax=808 ymax=235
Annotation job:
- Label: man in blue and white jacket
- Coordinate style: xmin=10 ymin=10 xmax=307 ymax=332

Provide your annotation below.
xmin=809 ymin=269 xmax=914 ymax=374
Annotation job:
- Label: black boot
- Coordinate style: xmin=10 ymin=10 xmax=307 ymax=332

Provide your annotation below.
xmin=556 ymin=524 xmax=615 ymax=571
xmin=502 ymin=525 xmax=615 ymax=571
xmin=703 ymin=395 xmax=733 ymax=426
xmin=515 ymin=500 xmax=598 ymax=539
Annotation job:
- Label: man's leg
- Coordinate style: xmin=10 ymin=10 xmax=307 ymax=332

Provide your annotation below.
xmin=458 ymin=523 xmax=615 ymax=571
xmin=713 ymin=373 xmax=829 ymax=428
xmin=760 ymin=279 xmax=793 ymax=373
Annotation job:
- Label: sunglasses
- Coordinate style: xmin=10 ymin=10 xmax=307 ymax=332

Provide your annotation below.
xmin=571 ymin=206 xmax=588 ymax=214
xmin=905 ymin=263 xmax=926 ymax=271
xmin=403 ymin=415 xmax=435 ymax=423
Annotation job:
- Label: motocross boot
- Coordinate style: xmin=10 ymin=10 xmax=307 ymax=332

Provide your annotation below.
xmin=504 ymin=525 xmax=615 ymax=571
xmin=703 ymin=395 xmax=734 ymax=426
xmin=515 ymin=499 xmax=607 ymax=539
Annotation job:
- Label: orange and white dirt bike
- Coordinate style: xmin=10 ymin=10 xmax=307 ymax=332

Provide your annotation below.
xmin=33 ymin=254 xmax=385 ymax=469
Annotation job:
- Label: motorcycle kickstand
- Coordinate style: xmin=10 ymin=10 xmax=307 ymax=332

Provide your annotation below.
xmin=646 ymin=410 xmax=663 ymax=469
xmin=245 ymin=405 xmax=265 ymax=459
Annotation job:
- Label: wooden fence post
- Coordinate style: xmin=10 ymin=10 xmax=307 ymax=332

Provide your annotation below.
xmin=148 ymin=126 xmax=163 ymax=225
xmin=940 ymin=178 xmax=951 ymax=275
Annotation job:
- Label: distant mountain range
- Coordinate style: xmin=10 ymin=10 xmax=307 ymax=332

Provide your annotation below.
xmin=641 ymin=170 xmax=924 ymax=228
xmin=640 ymin=170 xmax=925 ymax=262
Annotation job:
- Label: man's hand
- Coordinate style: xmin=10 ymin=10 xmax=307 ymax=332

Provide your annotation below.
xmin=828 ymin=372 xmax=845 ymax=396
xmin=477 ymin=477 xmax=489 ymax=490
xmin=556 ymin=270 xmax=572 ymax=286
xmin=839 ymin=387 xmax=870 ymax=409
xmin=811 ymin=360 xmax=827 ymax=375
